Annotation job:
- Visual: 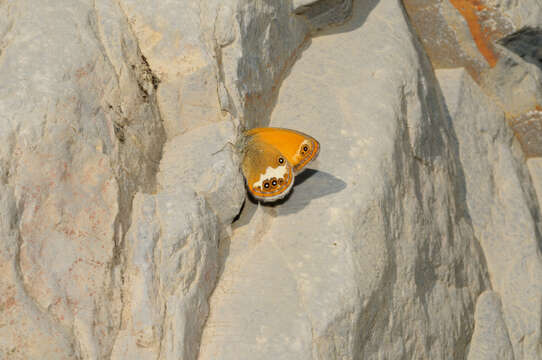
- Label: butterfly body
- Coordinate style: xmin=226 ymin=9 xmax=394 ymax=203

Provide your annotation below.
xmin=240 ymin=127 xmax=320 ymax=202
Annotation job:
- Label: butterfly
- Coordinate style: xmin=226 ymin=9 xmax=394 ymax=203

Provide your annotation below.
xmin=239 ymin=127 xmax=320 ymax=202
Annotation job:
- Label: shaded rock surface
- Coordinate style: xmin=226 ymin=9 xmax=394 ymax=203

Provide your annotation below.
xmin=438 ymin=68 xmax=542 ymax=360
xmin=1 ymin=0 xmax=542 ymax=359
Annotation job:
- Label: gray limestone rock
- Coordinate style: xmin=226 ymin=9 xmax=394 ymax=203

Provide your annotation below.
xmin=1 ymin=0 xmax=163 ymax=357
xmin=111 ymin=190 xmax=220 ymax=360
xmin=468 ymin=291 xmax=514 ymax=360
xmin=157 ymin=120 xmax=244 ymax=226
xmin=488 ymin=0 xmax=542 ymax=28
xmin=293 ymin=0 xmax=354 ymax=32
xmin=2 ymin=0 xmax=542 ymax=359
xmin=438 ymin=67 xmax=542 ymax=360
xmin=200 ymin=1 xmax=491 ymax=359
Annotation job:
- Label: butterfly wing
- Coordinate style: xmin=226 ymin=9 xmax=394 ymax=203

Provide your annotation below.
xmin=244 ymin=128 xmax=320 ymax=174
xmin=241 ymin=136 xmax=294 ymax=202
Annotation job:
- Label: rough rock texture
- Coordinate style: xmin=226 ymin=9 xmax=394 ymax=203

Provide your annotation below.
xmin=294 ymin=0 xmax=354 ymax=31
xmin=468 ymin=291 xmax=514 ymax=360
xmin=403 ymin=0 xmax=512 ymax=75
xmin=110 ymin=189 xmax=220 ymax=360
xmin=438 ymin=68 xmax=542 ymax=359
xmin=1 ymin=0 xmax=542 ymax=359
xmin=1 ymin=0 xmax=163 ymax=358
xmin=403 ymin=0 xmax=542 ymax=157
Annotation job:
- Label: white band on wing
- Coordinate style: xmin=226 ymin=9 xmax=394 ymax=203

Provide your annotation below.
xmin=252 ymin=165 xmax=288 ymax=189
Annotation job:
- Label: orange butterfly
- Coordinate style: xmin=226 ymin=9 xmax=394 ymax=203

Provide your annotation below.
xmin=240 ymin=128 xmax=320 ymax=202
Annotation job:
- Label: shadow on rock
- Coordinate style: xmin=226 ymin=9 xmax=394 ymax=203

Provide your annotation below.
xmin=270 ymin=169 xmax=346 ymax=215
xmin=498 ymin=27 xmax=542 ymax=71
xmin=233 ymin=169 xmax=346 ymax=226
xmin=312 ymin=0 xmax=380 ymax=38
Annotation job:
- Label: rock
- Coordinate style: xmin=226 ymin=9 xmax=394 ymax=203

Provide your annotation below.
xmin=199 ymin=1 xmax=491 ymax=359
xmin=509 ymin=110 xmax=542 ymax=157
xmin=402 ymin=0 xmax=542 ymax=160
xmin=438 ymin=67 xmax=542 ymax=360
xmin=402 ymin=0 xmax=541 ymax=80
xmin=293 ymin=0 xmax=354 ymax=32
xmin=117 ymin=0 xmax=223 ymax=138
xmin=527 ymin=158 xmax=542 ymax=205
xmin=468 ymin=291 xmax=514 ymax=360
xmin=402 ymin=0 xmax=514 ymax=78
xmin=216 ymin=0 xmax=309 ymax=126
xmin=499 ymin=27 xmax=542 ymax=70
xmin=489 ymin=0 xmax=542 ymax=28
xmin=482 ymin=44 xmax=542 ymax=116
xmin=2 ymin=0 xmax=542 ymax=359
xmin=0 ymin=0 xmax=164 ymax=357
xmin=111 ymin=190 xmax=219 ymax=360
xmin=0 ymin=184 xmax=77 ymax=359
xmin=157 ymin=120 xmax=244 ymax=226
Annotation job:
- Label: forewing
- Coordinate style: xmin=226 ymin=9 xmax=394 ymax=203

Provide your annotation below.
xmin=245 ymin=127 xmax=320 ymax=174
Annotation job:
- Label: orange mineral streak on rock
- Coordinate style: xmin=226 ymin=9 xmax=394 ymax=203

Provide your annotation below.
xmin=449 ymin=0 xmax=498 ymax=67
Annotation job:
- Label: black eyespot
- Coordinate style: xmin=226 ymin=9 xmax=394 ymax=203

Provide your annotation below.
xmin=303 ymin=145 xmax=309 ymax=152
xmin=278 ymin=178 xmax=284 ymax=184
xmin=278 ymin=157 xmax=284 ymax=164
xmin=272 ymin=180 xmax=277 ymax=187
xmin=264 ymin=182 xmax=270 ymax=188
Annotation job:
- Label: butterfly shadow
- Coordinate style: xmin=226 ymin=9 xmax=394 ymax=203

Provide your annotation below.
xmin=267 ymin=169 xmax=346 ymax=215
xmin=233 ymin=169 xmax=346 ymax=228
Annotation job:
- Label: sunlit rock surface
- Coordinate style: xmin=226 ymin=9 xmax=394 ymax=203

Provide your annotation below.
xmin=1 ymin=0 xmax=541 ymax=359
